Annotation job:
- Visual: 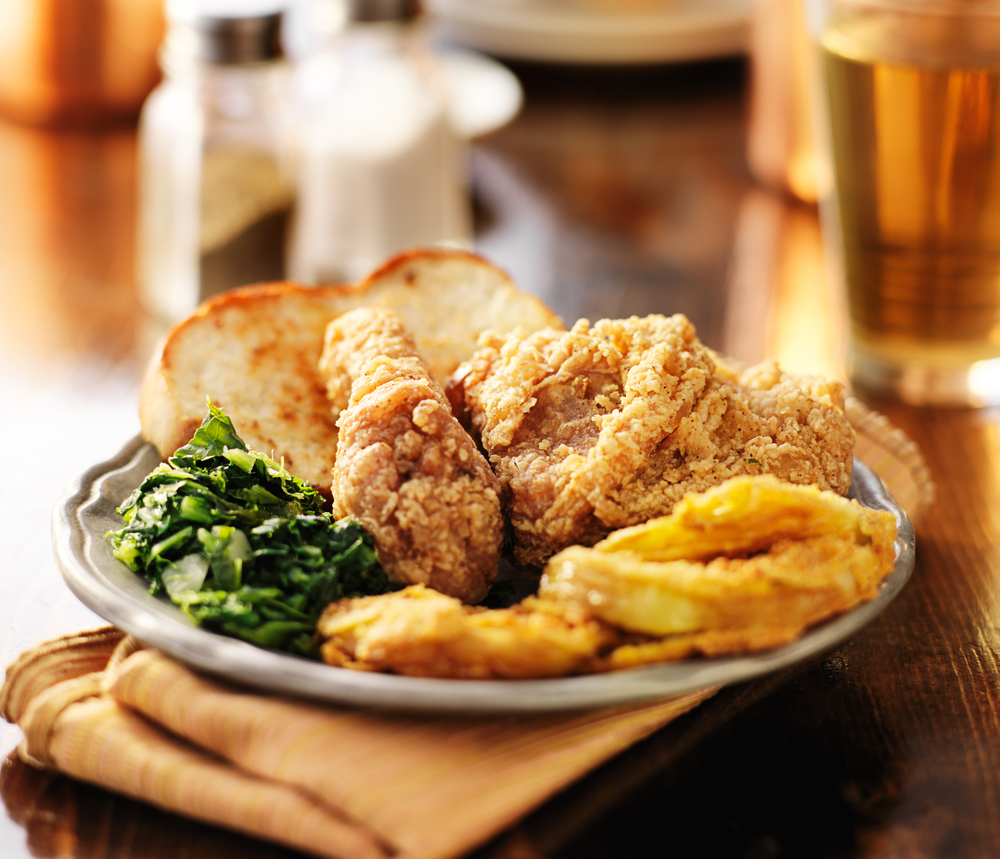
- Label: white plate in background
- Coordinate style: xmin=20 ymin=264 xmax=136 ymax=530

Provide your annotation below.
xmin=427 ymin=0 xmax=751 ymax=65
xmin=436 ymin=46 xmax=524 ymax=138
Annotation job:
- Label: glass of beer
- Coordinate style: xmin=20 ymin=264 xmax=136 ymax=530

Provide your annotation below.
xmin=805 ymin=0 xmax=1000 ymax=405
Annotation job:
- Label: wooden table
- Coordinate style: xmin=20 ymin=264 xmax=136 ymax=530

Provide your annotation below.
xmin=1 ymin=56 xmax=997 ymax=858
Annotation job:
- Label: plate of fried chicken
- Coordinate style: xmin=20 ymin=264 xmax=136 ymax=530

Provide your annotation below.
xmin=53 ymin=249 xmax=915 ymax=713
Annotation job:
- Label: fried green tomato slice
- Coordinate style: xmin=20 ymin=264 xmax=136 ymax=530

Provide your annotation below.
xmin=539 ymin=475 xmax=898 ymax=638
xmin=317 ymin=584 xmax=618 ymax=679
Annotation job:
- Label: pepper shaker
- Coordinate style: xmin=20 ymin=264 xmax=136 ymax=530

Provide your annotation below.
xmin=137 ymin=0 xmax=296 ymax=320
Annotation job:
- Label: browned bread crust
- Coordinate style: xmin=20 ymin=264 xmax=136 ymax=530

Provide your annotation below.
xmin=140 ymin=248 xmax=563 ymax=495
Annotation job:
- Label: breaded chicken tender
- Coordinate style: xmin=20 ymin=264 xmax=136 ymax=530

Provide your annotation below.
xmin=317 ymin=584 xmax=618 ymax=679
xmin=320 ymin=309 xmax=503 ymax=604
xmin=455 ymin=314 xmax=855 ymax=567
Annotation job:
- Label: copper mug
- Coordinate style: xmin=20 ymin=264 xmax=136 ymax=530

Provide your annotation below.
xmin=0 ymin=0 xmax=164 ymax=127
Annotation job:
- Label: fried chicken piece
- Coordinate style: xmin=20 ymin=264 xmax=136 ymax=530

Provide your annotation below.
xmin=317 ymin=584 xmax=619 ymax=679
xmin=320 ymin=309 xmax=503 ymax=604
xmin=456 ymin=314 xmax=855 ymax=567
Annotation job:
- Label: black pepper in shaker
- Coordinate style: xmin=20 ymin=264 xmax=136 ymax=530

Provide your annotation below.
xmin=137 ymin=0 xmax=295 ymax=320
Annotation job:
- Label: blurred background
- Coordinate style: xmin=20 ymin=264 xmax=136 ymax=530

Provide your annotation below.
xmin=0 ymin=0 xmax=828 ymax=379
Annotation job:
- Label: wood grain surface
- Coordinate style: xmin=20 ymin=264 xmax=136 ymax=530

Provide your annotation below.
xmin=1 ymin=56 xmax=998 ymax=859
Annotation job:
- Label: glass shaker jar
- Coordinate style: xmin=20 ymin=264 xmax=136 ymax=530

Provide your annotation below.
xmin=288 ymin=0 xmax=472 ymax=284
xmin=138 ymin=0 xmax=296 ymax=321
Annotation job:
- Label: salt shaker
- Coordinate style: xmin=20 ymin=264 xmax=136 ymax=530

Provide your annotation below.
xmin=137 ymin=0 xmax=296 ymax=320
xmin=288 ymin=0 xmax=472 ymax=284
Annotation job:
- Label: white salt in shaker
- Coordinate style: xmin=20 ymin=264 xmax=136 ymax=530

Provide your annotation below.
xmin=138 ymin=0 xmax=296 ymax=320
xmin=288 ymin=0 xmax=472 ymax=284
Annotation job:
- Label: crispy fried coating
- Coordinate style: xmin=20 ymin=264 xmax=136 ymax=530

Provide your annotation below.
xmin=540 ymin=475 xmax=898 ymax=637
xmin=589 ymin=624 xmax=813 ymax=672
xmin=596 ymin=471 xmax=881 ymax=561
xmin=320 ymin=309 xmax=503 ymax=604
xmin=543 ymin=532 xmax=892 ymax=639
xmin=315 ymin=476 xmax=898 ymax=680
xmin=317 ymin=584 xmax=618 ymax=679
xmin=457 ymin=314 xmax=855 ymax=567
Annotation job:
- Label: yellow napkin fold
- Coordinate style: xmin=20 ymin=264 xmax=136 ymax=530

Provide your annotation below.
xmin=2 ymin=631 xmax=712 ymax=859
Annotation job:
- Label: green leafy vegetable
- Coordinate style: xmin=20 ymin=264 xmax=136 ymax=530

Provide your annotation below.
xmin=108 ymin=402 xmax=394 ymax=656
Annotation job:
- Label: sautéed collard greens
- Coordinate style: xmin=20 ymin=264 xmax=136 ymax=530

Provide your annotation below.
xmin=109 ymin=403 xmax=394 ymax=656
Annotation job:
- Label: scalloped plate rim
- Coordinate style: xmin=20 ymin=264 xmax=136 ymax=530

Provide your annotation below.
xmin=52 ymin=436 xmax=915 ymax=714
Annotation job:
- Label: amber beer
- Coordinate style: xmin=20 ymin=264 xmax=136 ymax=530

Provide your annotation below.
xmin=820 ymin=10 xmax=1000 ymax=401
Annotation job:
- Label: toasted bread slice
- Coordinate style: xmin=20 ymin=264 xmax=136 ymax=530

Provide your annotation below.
xmin=352 ymin=249 xmax=562 ymax=388
xmin=140 ymin=248 xmax=563 ymax=495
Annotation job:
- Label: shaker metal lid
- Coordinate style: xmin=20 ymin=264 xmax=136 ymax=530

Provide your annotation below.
xmin=347 ymin=0 xmax=421 ymax=22
xmin=166 ymin=0 xmax=286 ymax=64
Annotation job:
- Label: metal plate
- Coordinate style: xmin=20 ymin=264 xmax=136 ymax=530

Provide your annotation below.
xmin=53 ymin=437 xmax=915 ymax=713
